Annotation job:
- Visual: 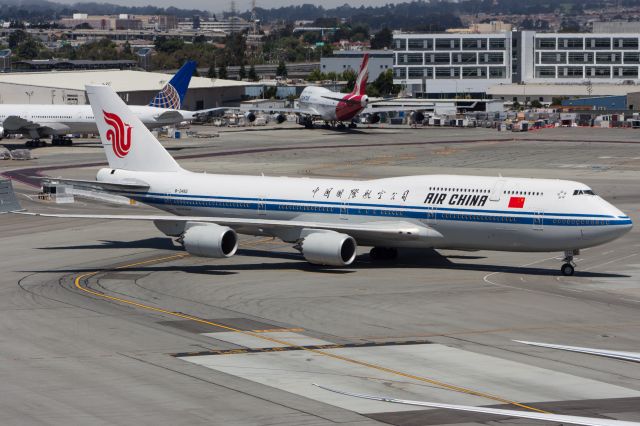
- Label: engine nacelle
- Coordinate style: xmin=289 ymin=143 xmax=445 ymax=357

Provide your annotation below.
xmin=182 ymin=224 xmax=238 ymax=258
xmin=273 ymin=113 xmax=286 ymax=124
xmin=411 ymin=111 xmax=425 ymax=123
xmin=0 ymin=126 xmax=4 ymax=140
xmin=244 ymin=111 xmax=256 ymax=122
xmin=300 ymin=231 xmax=357 ymax=266
xmin=368 ymin=113 xmax=380 ymax=124
xmin=360 ymin=95 xmax=369 ymax=108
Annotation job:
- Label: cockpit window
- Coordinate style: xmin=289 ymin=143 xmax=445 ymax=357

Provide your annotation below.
xmin=573 ymin=189 xmax=596 ymax=195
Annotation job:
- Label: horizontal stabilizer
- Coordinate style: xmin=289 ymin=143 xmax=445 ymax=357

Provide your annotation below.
xmin=0 ymin=179 xmax=23 ymax=213
xmin=41 ymin=177 xmax=150 ymax=192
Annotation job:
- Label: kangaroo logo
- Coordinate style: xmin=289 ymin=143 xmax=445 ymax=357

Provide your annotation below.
xmin=103 ymin=111 xmax=132 ymax=158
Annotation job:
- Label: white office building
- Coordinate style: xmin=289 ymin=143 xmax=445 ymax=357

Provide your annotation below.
xmin=394 ymin=30 xmax=640 ymax=97
xmin=393 ymin=32 xmax=513 ymax=97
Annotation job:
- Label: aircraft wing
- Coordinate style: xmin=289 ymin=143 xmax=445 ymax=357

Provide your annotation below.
xmin=154 ymin=110 xmax=185 ymax=123
xmin=40 ymin=178 xmax=150 ymax=192
xmin=15 ymin=211 xmax=441 ymax=241
xmin=313 ymin=385 xmax=640 ymax=426
xmin=362 ymin=106 xmax=432 ymax=114
xmin=3 ymin=116 xmax=71 ymax=135
xmin=3 ymin=115 xmax=40 ymax=131
xmin=238 ymin=106 xmax=320 ymax=116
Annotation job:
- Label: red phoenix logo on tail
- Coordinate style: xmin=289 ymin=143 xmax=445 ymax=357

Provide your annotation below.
xmin=103 ymin=110 xmax=132 ymax=158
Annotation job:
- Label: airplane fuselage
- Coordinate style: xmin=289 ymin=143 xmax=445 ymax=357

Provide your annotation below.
xmin=98 ymin=168 xmax=632 ymax=252
xmin=298 ymin=86 xmax=367 ymax=122
xmin=0 ymin=104 xmax=189 ymax=138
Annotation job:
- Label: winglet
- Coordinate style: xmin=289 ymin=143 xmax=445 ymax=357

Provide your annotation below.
xmin=148 ymin=60 xmax=197 ymax=109
xmin=351 ymin=53 xmax=369 ymax=96
xmin=0 ymin=178 xmax=23 ymax=213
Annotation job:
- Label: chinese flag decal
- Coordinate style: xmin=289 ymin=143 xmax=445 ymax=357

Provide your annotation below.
xmin=508 ymin=196 xmax=526 ymax=208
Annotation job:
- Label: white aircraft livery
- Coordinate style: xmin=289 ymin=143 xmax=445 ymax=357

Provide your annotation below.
xmin=0 ymin=61 xmax=220 ymax=146
xmin=243 ymin=54 xmax=420 ymax=128
xmin=25 ymin=84 xmax=632 ymax=276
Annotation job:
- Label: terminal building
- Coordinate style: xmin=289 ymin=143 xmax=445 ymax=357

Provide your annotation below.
xmin=393 ymin=30 xmax=640 ymax=100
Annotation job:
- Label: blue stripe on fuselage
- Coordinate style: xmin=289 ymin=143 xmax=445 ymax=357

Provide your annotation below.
xmin=125 ymin=193 xmax=631 ymax=227
xmin=114 ymin=190 xmax=619 ymax=219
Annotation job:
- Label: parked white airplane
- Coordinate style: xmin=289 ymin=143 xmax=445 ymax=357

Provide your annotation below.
xmin=314 ymin=384 xmax=640 ymax=426
xmin=0 ymin=61 xmax=222 ymax=147
xmin=24 ymin=84 xmax=632 ymax=276
xmin=243 ymin=54 xmax=422 ymax=128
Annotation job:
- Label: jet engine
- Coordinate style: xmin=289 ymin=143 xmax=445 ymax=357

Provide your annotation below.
xmin=244 ymin=112 xmax=257 ymax=122
xmin=410 ymin=111 xmax=425 ymax=124
xmin=299 ymin=231 xmax=357 ymax=266
xmin=272 ymin=113 xmax=286 ymax=124
xmin=181 ymin=224 xmax=238 ymax=258
xmin=360 ymin=95 xmax=369 ymax=108
xmin=368 ymin=113 xmax=381 ymax=124
xmin=0 ymin=126 xmax=5 ymax=140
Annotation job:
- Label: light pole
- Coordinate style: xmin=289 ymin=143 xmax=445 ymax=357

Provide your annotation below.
xmin=25 ymin=91 xmax=33 ymax=104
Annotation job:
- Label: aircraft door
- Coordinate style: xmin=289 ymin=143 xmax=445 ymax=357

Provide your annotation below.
xmin=533 ymin=210 xmax=544 ymax=230
xmin=425 ymin=206 xmax=436 ymax=224
xmin=489 ymin=179 xmax=505 ymax=202
xmin=340 ymin=200 xmax=349 ymax=220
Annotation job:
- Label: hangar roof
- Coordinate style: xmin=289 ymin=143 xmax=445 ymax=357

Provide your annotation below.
xmin=0 ymin=70 xmax=255 ymax=92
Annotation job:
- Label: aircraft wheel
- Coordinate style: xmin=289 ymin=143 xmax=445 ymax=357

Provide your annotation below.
xmin=349 ymin=122 xmax=357 ymax=128
xmin=561 ymin=263 xmax=574 ymax=276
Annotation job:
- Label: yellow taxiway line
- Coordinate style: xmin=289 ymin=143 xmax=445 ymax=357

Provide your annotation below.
xmin=73 ymin=250 xmax=549 ymax=414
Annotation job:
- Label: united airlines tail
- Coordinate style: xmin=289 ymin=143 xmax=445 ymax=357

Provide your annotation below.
xmin=148 ymin=60 xmax=197 ymax=110
xmin=87 ymin=84 xmax=182 ymax=173
xmin=351 ymin=53 xmax=369 ymax=96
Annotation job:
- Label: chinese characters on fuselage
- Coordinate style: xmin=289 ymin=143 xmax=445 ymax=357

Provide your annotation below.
xmin=312 ymin=187 xmax=410 ymax=202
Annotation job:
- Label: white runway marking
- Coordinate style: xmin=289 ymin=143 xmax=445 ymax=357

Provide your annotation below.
xmin=180 ymin=344 xmax=640 ymax=414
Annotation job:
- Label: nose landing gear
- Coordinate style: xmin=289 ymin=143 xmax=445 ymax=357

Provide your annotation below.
xmin=560 ymin=249 xmax=579 ymax=276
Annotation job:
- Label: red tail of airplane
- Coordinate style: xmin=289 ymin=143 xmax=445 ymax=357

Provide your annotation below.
xmin=351 ymin=53 xmax=369 ymax=96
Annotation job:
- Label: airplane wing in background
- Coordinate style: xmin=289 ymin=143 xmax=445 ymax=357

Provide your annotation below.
xmin=15 ymin=211 xmax=442 ymax=242
xmin=154 ymin=110 xmax=186 ymax=123
xmin=362 ymin=105 xmax=433 ymax=114
xmin=313 ymin=385 xmax=640 ymax=426
xmin=3 ymin=115 xmax=37 ymax=131
xmin=237 ymin=106 xmax=320 ymax=116
xmin=3 ymin=116 xmax=71 ymax=136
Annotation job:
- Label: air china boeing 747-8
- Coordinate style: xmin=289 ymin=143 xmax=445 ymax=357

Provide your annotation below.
xmin=24 ymin=85 xmax=632 ymax=276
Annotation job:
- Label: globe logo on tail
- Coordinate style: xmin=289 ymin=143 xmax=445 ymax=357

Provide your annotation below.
xmin=149 ymin=84 xmax=181 ymax=109
xmin=103 ymin=111 xmax=132 ymax=158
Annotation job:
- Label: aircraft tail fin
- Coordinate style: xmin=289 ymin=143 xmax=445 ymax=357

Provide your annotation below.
xmin=351 ymin=53 xmax=369 ymax=96
xmin=86 ymin=84 xmax=182 ymax=173
xmin=148 ymin=60 xmax=197 ymax=109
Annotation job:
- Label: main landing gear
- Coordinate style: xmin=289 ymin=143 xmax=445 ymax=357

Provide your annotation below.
xmin=51 ymin=136 xmax=73 ymax=146
xmin=25 ymin=139 xmax=46 ymax=148
xmin=370 ymin=247 xmax=398 ymax=261
xmin=560 ymin=249 xmax=579 ymax=276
